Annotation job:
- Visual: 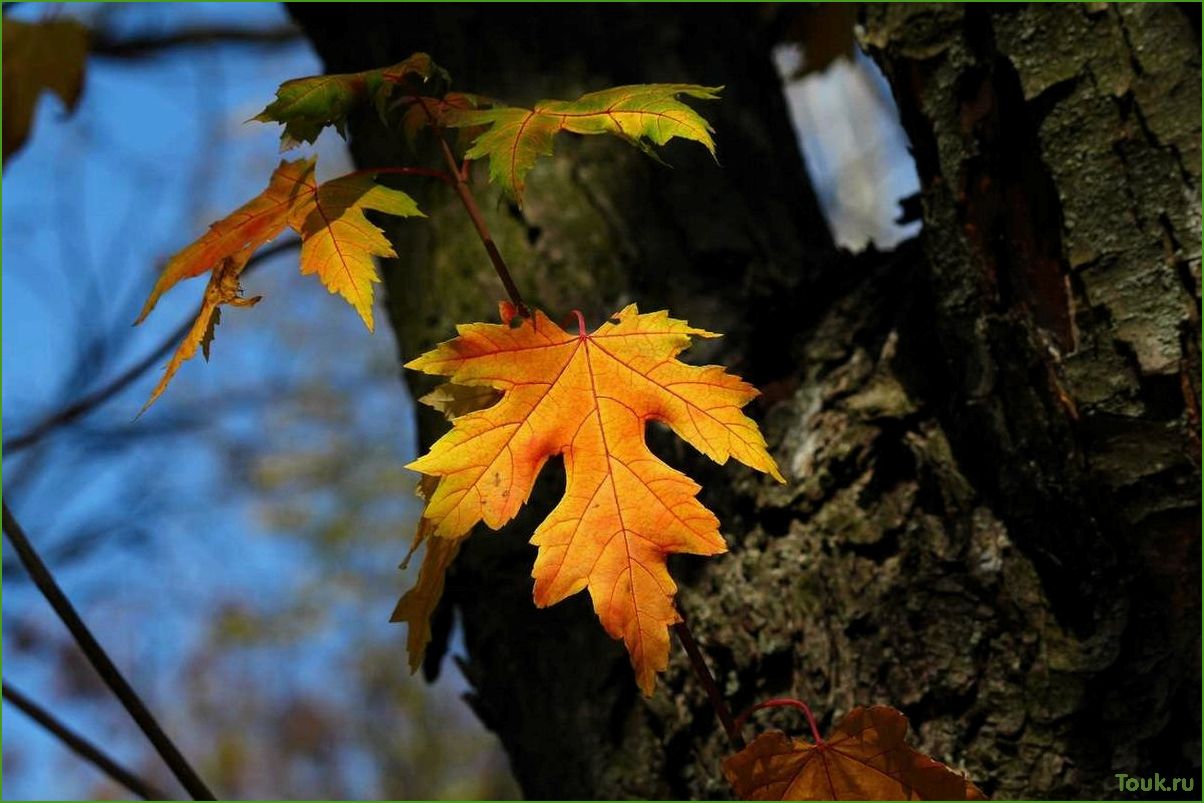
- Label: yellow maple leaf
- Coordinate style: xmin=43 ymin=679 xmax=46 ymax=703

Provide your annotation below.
xmin=287 ymin=171 xmax=422 ymax=331
xmin=405 ymin=304 xmax=783 ymax=694
xmin=136 ymin=157 xmax=423 ymax=409
xmin=442 ymin=84 xmax=720 ymax=204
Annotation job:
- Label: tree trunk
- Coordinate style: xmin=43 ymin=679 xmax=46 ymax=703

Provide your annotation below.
xmin=293 ymin=4 xmax=1200 ymax=799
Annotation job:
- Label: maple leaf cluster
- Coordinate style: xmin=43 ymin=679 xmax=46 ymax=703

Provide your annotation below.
xmin=136 ymin=51 xmax=776 ymax=696
xmin=137 ymin=53 xmax=722 ymax=410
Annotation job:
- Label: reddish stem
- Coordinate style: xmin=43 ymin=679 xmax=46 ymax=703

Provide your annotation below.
xmin=571 ymin=309 xmax=588 ymax=337
xmin=413 ymin=95 xmax=530 ymax=317
xmin=735 ymin=697 xmax=825 ymax=746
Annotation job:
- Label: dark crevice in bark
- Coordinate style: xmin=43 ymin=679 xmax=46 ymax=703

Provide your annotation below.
xmin=863 ymin=4 xmax=1200 ymax=797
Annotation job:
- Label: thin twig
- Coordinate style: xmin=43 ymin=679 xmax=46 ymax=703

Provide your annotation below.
xmin=673 ymin=618 xmax=745 ymax=750
xmin=89 ymin=25 xmax=303 ymax=58
xmin=343 ymin=165 xmax=454 ymax=185
xmin=3 ymin=239 xmax=299 ymax=455
xmin=414 ymin=96 xmax=530 ymax=316
xmin=2 ymin=503 xmax=216 ymax=800
xmin=3 ymin=681 xmax=171 ymax=800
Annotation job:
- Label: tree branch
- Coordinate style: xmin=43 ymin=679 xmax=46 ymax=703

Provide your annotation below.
xmin=413 ymin=96 xmax=530 ymax=316
xmin=3 ymin=681 xmax=171 ymax=800
xmin=89 ymin=25 xmax=303 ymax=59
xmin=673 ymin=619 xmax=745 ymax=750
xmin=2 ymin=503 xmax=216 ymax=800
xmin=3 ymin=238 xmax=299 ymax=455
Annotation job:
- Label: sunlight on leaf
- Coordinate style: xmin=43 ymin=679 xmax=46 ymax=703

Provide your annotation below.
xmin=443 ymin=84 xmax=721 ymax=204
xmin=405 ymin=304 xmax=782 ymax=693
xmin=254 ymin=53 xmax=444 ymax=149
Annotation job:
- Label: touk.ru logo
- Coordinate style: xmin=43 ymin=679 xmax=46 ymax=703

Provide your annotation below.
xmin=1115 ymin=773 xmax=1195 ymax=794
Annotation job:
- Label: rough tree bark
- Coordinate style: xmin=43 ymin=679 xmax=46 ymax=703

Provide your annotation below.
xmin=293 ymin=4 xmax=1200 ymax=799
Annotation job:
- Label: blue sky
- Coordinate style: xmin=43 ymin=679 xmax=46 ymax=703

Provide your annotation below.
xmin=2 ymin=5 xmax=508 ymax=799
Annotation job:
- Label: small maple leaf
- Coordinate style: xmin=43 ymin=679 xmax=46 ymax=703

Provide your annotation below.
xmin=254 ymin=53 xmax=445 ymax=149
xmin=392 ymin=385 xmax=500 ymax=672
xmin=287 ymin=170 xmax=423 ymax=330
xmin=137 ymin=157 xmax=422 ymax=409
xmin=136 ymin=158 xmax=313 ymax=325
xmin=724 ymin=704 xmax=987 ymax=801
xmin=3 ymin=18 xmax=88 ymax=163
xmin=442 ymin=84 xmax=721 ymax=204
xmin=141 ymin=249 xmax=260 ymax=414
xmin=399 ymin=92 xmax=488 ymax=152
xmin=405 ymin=304 xmax=783 ymax=694
xmin=391 ymin=474 xmax=461 ymax=673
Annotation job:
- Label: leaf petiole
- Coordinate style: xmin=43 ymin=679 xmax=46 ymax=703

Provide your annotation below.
xmin=735 ymin=697 xmax=826 ymax=746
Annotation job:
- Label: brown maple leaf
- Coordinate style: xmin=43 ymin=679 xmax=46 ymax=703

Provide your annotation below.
xmin=724 ymin=703 xmax=986 ymax=801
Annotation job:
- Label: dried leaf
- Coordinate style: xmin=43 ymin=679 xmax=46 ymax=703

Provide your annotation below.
xmin=391 ymin=529 xmax=460 ymax=674
xmin=724 ymin=705 xmax=987 ymax=801
xmin=3 ymin=18 xmax=88 ymax=162
xmin=777 ymin=4 xmax=859 ymax=78
xmin=418 ymin=383 xmax=502 ymax=421
xmin=405 ymin=304 xmax=783 ymax=693
xmin=443 ymin=84 xmax=721 ymax=203
xmin=141 ymin=249 xmax=260 ymax=414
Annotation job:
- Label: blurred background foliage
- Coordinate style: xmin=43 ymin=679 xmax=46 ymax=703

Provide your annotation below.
xmin=2 ymin=3 xmax=519 ymax=798
xmin=2 ymin=3 xmax=916 ymax=799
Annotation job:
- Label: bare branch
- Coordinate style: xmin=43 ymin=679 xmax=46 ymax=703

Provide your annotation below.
xmin=89 ymin=25 xmax=303 ymax=59
xmin=3 ymin=681 xmax=171 ymax=800
xmin=3 ymin=238 xmax=300 ymax=455
xmin=2 ymin=502 xmax=217 ymax=800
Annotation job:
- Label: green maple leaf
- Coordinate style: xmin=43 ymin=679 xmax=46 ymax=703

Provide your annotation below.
xmin=254 ymin=52 xmax=446 ymax=148
xmin=443 ymin=84 xmax=721 ymax=204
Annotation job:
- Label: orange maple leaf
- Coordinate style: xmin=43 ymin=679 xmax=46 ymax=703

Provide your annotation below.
xmin=136 ymin=157 xmax=422 ymax=410
xmin=136 ymin=158 xmax=312 ymax=325
xmin=404 ymin=304 xmax=784 ymax=693
xmin=391 ymin=385 xmax=500 ymax=673
xmin=724 ymin=704 xmax=987 ymax=801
